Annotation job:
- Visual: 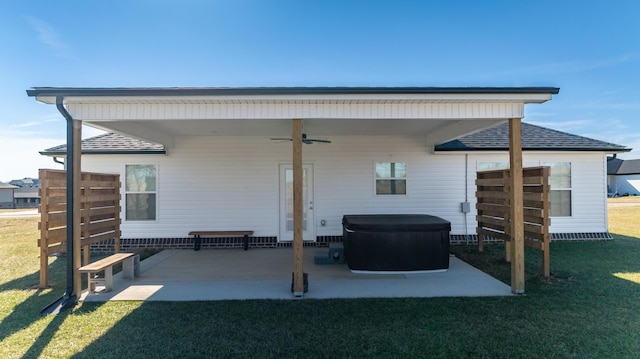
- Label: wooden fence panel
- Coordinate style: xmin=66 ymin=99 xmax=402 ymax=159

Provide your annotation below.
xmin=476 ymin=166 xmax=551 ymax=277
xmin=38 ymin=169 xmax=122 ymax=288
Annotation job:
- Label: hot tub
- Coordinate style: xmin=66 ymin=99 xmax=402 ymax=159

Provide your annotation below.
xmin=342 ymin=214 xmax=451 ymax=271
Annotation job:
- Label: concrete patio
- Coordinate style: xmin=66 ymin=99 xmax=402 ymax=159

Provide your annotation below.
xmin=80 ymin=248 xmax=512 ymax=302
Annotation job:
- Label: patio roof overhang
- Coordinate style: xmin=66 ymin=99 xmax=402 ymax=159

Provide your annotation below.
xmin=27 ymin=86 xmax=559 ymax=150
xmin=27 ymin=86 xmax=559 ymax=301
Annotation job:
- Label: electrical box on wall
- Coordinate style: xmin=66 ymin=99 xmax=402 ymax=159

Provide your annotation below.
xmin=460 ymin=202 xmax=471 ymax=213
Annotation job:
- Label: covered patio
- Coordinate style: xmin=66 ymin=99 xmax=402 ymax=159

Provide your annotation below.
xmin=81 ymin=248 xmax=512 ymax=301
xmin=28 ymin=86 xmax=559 ymax=307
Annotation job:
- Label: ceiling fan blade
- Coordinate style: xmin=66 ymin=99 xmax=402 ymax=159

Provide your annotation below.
xmin=270 ymin=134 xmax=331 ymax=144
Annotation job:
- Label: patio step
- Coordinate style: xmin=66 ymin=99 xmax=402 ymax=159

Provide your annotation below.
xmin=314 ymin=243 xmax=345 ymax=265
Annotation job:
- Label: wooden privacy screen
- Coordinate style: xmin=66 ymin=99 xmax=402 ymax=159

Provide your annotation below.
xmin=476 ymin=166 xmax=551 ymax=277
xmin=38 ymin=169 xmax=121 ymax=288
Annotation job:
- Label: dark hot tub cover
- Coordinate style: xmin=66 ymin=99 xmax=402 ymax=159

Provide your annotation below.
xmin=342 ymin=214 xmax=451 ymax=232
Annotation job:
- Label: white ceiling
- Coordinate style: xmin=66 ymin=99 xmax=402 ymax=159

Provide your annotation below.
xmin=87 ymin=118 xmax=506 ymax=149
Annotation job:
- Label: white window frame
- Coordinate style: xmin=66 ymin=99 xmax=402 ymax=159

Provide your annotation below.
xmin=543 ymin=161 xmax=572 ymax=217
xmin=124 ymin=164 xmax=158 ymax=221
xmin=374 ymin=161 xmax=407 ymax=196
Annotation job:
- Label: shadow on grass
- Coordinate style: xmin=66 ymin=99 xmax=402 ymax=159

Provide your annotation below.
xmin=0 ymin=259 xmax=66 ymax=343
xmin=0 ymin=255 xmax=109 ymax=358
xmin=451 ymin=237 xmax=640 ymax=291
xmin=21 ymin=309 xmax=70 ymax=359
xmin=70 ymin=299 xmax=515 ymax=359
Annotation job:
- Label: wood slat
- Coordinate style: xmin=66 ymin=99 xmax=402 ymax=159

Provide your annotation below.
xmin=524 ymin=239 xmax=544 ymax=250
xmin=476 ymin=177 xmax=510 ymax=186
xmin=81 ymin=194 xmax=120 ymax=203
xmin=477 ymin=207 xmax=509 ymax=218
xmin=43 ymin=227 xmax=67 ymax=245
xmin=189 ymin=230 xmax=254 ymax=236
xmin=82 ymin=231 xmax=120 ymax=246
xmin=476 ymin=165 xmax=551 ymax=279
xmin=46 ymin=243 xmax=66 ymax=254
xmin=78 ymin=252 xmax=133 ymax=272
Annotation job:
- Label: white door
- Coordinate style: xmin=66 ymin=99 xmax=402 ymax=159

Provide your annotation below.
xmin=279 ymin=164 xmax=315 ymax=242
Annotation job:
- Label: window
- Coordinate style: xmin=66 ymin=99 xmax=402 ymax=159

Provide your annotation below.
xmin=125 ymin=165 xmax=157 ymax=221
xmin=544 ymin=162 xmax=572 ymax=217
xmin=375 ymin=162 xmax=406 ymax=195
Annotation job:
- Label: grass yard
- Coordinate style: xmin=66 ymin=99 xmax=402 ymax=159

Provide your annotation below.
xmin=1 ymin=206 xmax=640 ymax=358
xmin=608 ymin=196 xmax=640 ymax=204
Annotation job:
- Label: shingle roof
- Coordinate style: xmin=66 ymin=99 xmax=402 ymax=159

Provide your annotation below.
xmin=13 ymin=187 xmax=39 ymax=198
xmin=435 ymin=122 xmax=630 ymax=152
xmin=607 ymin=157 xmax=640 ymax=175
xmin=41 ymin=133 xmax=166 ymax=155
xmin=0 ymin=182 xmax=18 ymax=189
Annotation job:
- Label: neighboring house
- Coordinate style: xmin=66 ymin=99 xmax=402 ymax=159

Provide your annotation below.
xmin=8 ymin=177 xmax=41 ymax=208
xmin=0 ymin=182 xmax=18 ymax=209
xmin=607 ymin=156 xmax=640 ymax=196
xmin=13 ymin=186 xmax=41 ymax=208
xmin=9 ymin=177 xmax=41 ymax=188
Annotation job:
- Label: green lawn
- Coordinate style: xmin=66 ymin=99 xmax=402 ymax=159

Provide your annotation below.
xmin=1 ymin=208 xmax=640 ymax=358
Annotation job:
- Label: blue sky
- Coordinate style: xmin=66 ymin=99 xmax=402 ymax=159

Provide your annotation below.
xmin=1 ymin=0 xmax=639 ymax=181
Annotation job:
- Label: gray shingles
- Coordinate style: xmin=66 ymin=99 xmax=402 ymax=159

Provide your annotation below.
xmin=435 ymin=122 xmax=630 ymax=152
xmin=608 ymin=157 xmax=640 ymax=175
xmin=0 ymin=182 xmax=18 ymax=189
xmin=41 ymin=133 xmax=165 ymax=155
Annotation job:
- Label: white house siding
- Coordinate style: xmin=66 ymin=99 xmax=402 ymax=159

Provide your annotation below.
xmin=76 ymin=136 xmax=610 ymax=239
xmin=0 ymin=189 xmax=14 ymax=208
xmin=610 ymin=175 xmax=640 ymax=196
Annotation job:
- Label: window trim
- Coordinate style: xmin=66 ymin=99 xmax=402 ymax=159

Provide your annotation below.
xmin=374 ymin=161 xmax=407 ymax=196
xmin=124 ymin=164 xmax=158 ymax=222
xmin=542 ymin=161 xmax=572 ymax=217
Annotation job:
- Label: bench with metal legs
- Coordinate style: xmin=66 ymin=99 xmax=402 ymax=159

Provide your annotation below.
xmin=188 ymin=231 xmax=254 ymax=251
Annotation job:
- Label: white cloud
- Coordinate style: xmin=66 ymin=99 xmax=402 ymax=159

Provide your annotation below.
xmin=26 ymin=16 xmax=71 ymax=58
xmin=10 ymin=121 xmax=41 ymax=128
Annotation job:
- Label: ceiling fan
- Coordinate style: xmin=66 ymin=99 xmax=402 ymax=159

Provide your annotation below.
xmin=270 ymin=133 xmax=331 ymax=144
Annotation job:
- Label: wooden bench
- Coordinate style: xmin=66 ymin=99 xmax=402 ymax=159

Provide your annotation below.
xmin=78 ymin=252 xmax=138 ymax=293
xmin=188 ymin=231 xmax=254 ymax=251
